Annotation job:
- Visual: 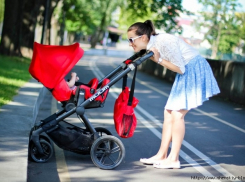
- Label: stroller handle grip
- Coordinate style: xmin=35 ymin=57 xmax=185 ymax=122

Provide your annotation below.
xmin=123 ymin=49 xmax=147 ymax=65
xmin=131 ymin=49 xmax=147 ymax=59
xmin=134 ymin=51 xmax=154 ymax=66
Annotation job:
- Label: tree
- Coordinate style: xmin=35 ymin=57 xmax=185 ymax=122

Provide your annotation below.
xmin=61 ymin=0 xmax=185 ymax=48
xmin=44 ymin=0 xmax=60 ymax=45
xmin=117 ymin=0 xmax=153 ymax=31
xmin=197 ymin=0 xmax=241 ymax=59
xmin=60 ymin=0 xmax=124 ymax=48
xmin=151 ymin=0 xmax=186 ymax=33
xmin=118 ymin=0 xmax=187 ymax=34
xmin=236 ymin=12 xmax=245 ymax=54
xmin=0 ymin=0 xmax=60 ymax=57
xmin=89 ymin=0 xmax=124 ymax=48
xmin=20 ymin=0 xmax=45 ymax=52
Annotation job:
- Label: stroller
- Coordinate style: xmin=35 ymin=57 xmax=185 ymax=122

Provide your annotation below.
xmin=28 ymin=42 xmax=153 ymax=170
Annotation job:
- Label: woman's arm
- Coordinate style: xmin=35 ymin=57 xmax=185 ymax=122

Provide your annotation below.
xmin=150 ymin=47 xmax=183 ymax=74
xmin=158 ymin=58 xmax=183 ymax=74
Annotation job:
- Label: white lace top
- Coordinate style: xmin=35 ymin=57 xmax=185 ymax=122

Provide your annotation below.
xmin=146 ymin=34 xmax=199 ymax=74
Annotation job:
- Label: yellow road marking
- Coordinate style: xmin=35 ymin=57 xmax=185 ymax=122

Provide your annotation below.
xmin=51 ymin=98 xmax=71 ymax=182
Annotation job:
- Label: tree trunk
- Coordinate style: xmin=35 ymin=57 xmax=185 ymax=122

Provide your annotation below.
xmin=90 ymin=14 xmax=107 ymax=48
xmin=0 ymin=0 xmax=55 ymax=57
xmin=90 ymin=30 xmax=99 ymax=48
xmin=20 ymin=0 xmax=43 ymax=56
xmin=211 ymin=40 xmax=218 ymax=59
xmin=90 ymin=0 xmax=109 ymax=48
xmin=59 ymin=11 xmax=66 ymax=45
xmin=211 ymin=23 xmax=221 ymax=59
xmin=46 ymin=0 xmax=59 ymax=45
xmin=0 ymin=0 xmax=25 ymax=56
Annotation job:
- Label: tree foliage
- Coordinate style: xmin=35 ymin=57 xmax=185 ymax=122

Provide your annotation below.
xmin=236 ymin=12 xmax=245 ymax=53
xmin=61 ymin=0 xmax=185 ymax=47
xmin=61 ymin=0 xmax=97 ymax=35
xmin=60 ymin=0 xmax=124 ymax=47
xmin=118 ymin=0 xmax=186 ymax=34
xmin=197 ymin=0 xmax=242 ymax=58
xmin=151 ymin=0 xmax=186 ymax=33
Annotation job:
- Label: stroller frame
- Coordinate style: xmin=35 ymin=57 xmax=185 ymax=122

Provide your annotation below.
xmin=29 ymin=49 xmax=153 ymax=170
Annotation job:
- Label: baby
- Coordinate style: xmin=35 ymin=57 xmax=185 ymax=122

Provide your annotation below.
xmin=67 ymin=72 xmax=79 ymax=90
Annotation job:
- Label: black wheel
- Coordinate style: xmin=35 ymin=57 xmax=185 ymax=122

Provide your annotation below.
xmin=29 ymin=127 xmax=34 ymax=139
xmin=90 ymin=135 xmax=125 ymax=170
xmin=95 ymin=127 xmax=112 ymax=136
xmin=30 ymin=139 xmax=53 ymax=163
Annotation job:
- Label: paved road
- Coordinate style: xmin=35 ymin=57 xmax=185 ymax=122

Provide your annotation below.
xmin=28 ymin=55 xmax=245 ymax=182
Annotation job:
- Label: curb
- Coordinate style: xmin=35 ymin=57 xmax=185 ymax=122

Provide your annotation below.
xmin=32 ymin=86 xmax=48 ymax=125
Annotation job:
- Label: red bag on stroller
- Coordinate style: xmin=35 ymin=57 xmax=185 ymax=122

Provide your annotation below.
xmin=114 ymin=66 xmax=139 ymax=138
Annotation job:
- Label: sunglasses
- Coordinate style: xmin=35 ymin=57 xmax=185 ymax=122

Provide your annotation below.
xmin=128 ymin=35 xmax=142 ymax=43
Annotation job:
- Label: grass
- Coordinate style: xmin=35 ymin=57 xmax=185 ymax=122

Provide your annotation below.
xmin=0 ymin=55 xmax=32 ymax=108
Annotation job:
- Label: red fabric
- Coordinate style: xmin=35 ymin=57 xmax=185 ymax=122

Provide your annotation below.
xmin=52 ymin=79 xmax=72 ymax=101
xmin=124 ymin=60 xmax=132 ymax=65
xmin=29 ymin=42 xmax=84 ymax=90
xmin=80 ymin=78 xmax=110 ymax=102
xmin=99 ymin=78 xmax=110 ymax=102
xmin=80 ymin=85 xmax=93 ymax=100
xmin=113 ymin=87 xmax=139 ymax=138
xmin=87 ymin=78 xmax=99 ymax=92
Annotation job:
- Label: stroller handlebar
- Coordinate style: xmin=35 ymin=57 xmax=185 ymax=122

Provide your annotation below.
xmin=134 ymin=51 xmax=154 ymax=66
xmin=98 ymin=50 xmax=154 ymax=86
xmin=123 ymin=49 xmax=147 ymax=65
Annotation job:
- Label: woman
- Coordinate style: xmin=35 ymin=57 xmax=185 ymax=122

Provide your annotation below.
xmin=127 ymin=20 xmax=220 ymax=169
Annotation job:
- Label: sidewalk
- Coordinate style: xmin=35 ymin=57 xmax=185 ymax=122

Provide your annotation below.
xmin=0 ymin=79 xmax=45 ymax=182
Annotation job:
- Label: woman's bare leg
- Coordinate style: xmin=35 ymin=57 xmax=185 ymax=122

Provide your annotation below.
xmin=167 ymin=109 xmax=188 ymax=162
xmin=147 ymin=109 xmax=173 ymax=160
xmin=154 ymin=109 xmax=188 ymax=167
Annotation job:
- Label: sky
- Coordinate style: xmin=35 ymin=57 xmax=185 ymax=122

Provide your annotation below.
xmin=182 ymin=0 xmax=245 ymax=12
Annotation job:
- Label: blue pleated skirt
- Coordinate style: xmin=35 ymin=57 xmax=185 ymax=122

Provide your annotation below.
xmin=165 ymin=55 xmax=220 ymax=111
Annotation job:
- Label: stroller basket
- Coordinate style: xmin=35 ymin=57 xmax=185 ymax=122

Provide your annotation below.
xmin=44 ymin=116 xmax=93 ymax=154
xmin=28 ymin=42 xmax=153 ymax=170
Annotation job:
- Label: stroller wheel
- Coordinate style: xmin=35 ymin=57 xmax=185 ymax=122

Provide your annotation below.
xmin=30 ymin=139 xmax=53 ymax=163
xmin=95 ymin=127 xmax=112 ymax=136
xmin=90 ymin=135 xmax=125 ymax=170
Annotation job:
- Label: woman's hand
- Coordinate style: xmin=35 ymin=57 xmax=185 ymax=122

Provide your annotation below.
xmin=149 ymin=47 xmax=160 ymax=63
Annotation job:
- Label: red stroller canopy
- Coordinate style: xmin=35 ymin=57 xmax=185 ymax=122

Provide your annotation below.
xmin=29 ymin=42 xmax=84 ymax=89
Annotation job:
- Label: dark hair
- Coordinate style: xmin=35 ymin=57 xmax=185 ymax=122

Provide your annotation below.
xmin=127 ymin=20 xmax=157 ymax=39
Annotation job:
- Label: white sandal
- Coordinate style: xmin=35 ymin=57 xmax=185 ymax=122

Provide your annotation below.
xmin=153 ymin=161 xmax=181 ymax=169
xmin=140 ymin=158 xmax=158 ymax=165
